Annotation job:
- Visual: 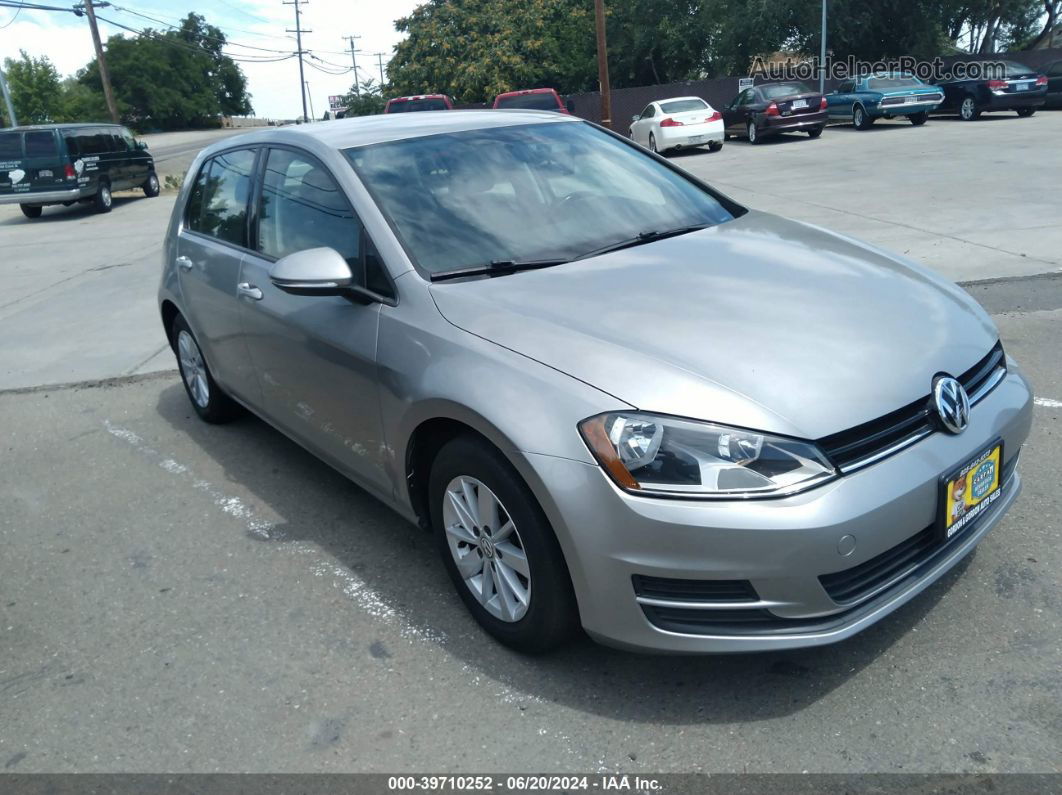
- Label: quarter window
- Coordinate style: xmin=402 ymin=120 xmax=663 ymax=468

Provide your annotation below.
xmin=187 ymin=149 xmax=256 ymax=247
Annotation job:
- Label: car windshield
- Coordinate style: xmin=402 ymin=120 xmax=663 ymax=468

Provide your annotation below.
xmin=868 ymin=76 xmax=923 ymax=89
xmin=389 ymin=98 xmax=449 ymax=112
xmin=345 ymin=121 xmax=738 ymax=275
xmin=659 ymin=99 xmax=707 ymax=113
xmin=496 ymin=93 xmax=560 ymax=111
xmin=760 ymin=83 xmax=812 ymax=99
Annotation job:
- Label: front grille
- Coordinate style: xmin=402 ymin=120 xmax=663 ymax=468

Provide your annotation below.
xmin=820 ymin=453 xmax=1018 ymax=605
xmin=818 ymin=342 xmax=1006 ymax=472
xmin=632 ymin=575 xmax=757 ymax=603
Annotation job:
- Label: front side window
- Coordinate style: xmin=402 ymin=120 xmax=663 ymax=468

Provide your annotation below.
xmin=24 ymin=132 xmax=58 ymax=158
xmin=121 ymin=129 xmax=136 ymax=150
xmin=659 ymin=99 xmax=707 ymax=114
xmin=346 ymin=121 xmax=738 ymax=275
xmin=257 ymin=148 xmax=360 ymax=264
xmin=186 ymin=149 xmax=256 ymax=247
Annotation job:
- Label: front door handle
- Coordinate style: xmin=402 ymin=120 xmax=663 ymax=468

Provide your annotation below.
xmin=176 ymin=255 xmax=193 ymax=271
xmin=237 ymin=282 xmax=263 ymax=301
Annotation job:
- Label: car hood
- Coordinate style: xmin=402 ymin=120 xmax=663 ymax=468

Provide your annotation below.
xmin=428 ymin=211 xmax=998 ymax=440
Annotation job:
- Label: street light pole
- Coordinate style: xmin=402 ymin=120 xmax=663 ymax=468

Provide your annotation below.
xmin=593 ymin=0 xmax=611 ymax=128
xmin=819 ymin=0 xmax=827 ymax=94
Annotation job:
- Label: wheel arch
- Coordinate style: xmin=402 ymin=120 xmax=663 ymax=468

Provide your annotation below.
xmin=160 ymin=299 xmax=181 ymax=349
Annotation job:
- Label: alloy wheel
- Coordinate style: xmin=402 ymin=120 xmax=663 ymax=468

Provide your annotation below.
xmin=854 ymin=107 xmax=864 ymax=128
xmin=747 ymin=122 xmax=757 ymax=143
xmin=177 ymin=329 xmax=210 ymax=408
xmin=648 ymin=133 xmax=657 ymax=153
xmin=100 ymin=185 xmax=112 ymax=207
xmin=442 ymin=476 xmax=530 ymax=623
xmin=961 ymin=98 xmax=976 ymax=120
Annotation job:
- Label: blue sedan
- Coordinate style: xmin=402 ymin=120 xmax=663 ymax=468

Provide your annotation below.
xmin=827 ymin=73 xmax=945 ymax=129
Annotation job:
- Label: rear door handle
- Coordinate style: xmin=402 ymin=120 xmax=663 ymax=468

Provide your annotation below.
xmin=237 ymin=282 xmax=263 ymax=301
xmin=176 ymin=255 xmax=193 ymax=271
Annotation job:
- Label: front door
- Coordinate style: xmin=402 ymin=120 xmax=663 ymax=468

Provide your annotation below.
xmin=175 ymin=147 xmax=261 ymax=403
xmin=237 ymin=146 xmax=390 ymax=494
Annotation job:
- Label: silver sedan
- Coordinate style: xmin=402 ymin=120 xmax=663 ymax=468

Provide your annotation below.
xmin=159 ymin=110 xmax=1032 ymax=653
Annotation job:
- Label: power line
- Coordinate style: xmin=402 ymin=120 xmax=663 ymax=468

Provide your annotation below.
xmin=0 ymin=1 xmax=24 ymax=29
xmin=108 ymin=6 xmax=297 ymax=54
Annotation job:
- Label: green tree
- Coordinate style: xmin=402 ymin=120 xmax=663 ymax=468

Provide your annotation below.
xmin=340 ymin=78 xmax=386 ymax=116
xmin=78 ymin=13 xmax=253 ymax=130
xmin=2 ymin=51 xmax=63 ymax=125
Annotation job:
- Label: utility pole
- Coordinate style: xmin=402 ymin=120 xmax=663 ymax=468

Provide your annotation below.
xmin=819 ymin=0 xmax=827 ymax=94
xmin=373 ymin=52 xmax=386 ymax=87
xmin=342 ymin=35 xmax=361 ymax=93
xmin=83 ymin=0 xmax=120 ymax=122
xmin=284 ymin=0 xmax=310 ymax=122
xmin=0 ymin=62 xmax=17 ymax=127
xmin=593 ymin=0 xmax=611 ymax=129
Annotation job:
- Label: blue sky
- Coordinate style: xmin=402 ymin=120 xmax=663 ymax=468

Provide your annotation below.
xmin=0 ymin=0 xmax=419 ymax=118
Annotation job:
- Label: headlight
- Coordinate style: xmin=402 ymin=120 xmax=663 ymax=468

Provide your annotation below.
xmin=579 ymin=412 xmax=837 ymax=498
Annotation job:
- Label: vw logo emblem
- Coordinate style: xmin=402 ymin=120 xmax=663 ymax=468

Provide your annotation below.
xmin=933 ymin=376 xmax=970 ymax=434
xmin=479 ymin=535 xmax=495 ymax=559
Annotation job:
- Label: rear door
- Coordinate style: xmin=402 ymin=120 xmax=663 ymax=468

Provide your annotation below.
xmin=176 ymin=148 xmax=261 ymax=403
xmin=0 ymin=130 xmax=66 ymax=201
xmin=1047 ymin=61 xmax=1062 ymax=98
xmin=237 ymin=145 xmax=390 ymax=493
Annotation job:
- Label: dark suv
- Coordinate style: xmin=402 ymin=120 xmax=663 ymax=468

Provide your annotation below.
xmin=934 ymin=60 xmax=1048 ymax=120
xmin=0 ymin=122 xmax=159 ymax=218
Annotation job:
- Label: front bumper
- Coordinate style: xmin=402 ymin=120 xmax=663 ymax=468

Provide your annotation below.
xmin=529 ymin=368 xmax=1032 ymax=653
xmin=0 ymin=187 xmax=82 ymax=206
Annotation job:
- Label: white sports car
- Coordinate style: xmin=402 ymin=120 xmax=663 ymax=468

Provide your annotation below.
xmin=628 ymin=96 xmax=725 ymax=155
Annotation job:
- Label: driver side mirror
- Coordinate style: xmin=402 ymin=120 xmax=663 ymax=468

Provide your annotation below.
xmin=631 ymin=114 xmax=640 ymax=122
xmin=136 ymin=140 xmax=148 ymax=150
xmin=269 ymin=247 xmax=355 ymax=297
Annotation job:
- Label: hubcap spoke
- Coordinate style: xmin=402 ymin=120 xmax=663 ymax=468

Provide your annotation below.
xmin=446 ymin=488 xmax=478 ymax=536
xmin=496 ymin=560 xmax=530 ymax=609
xmin=444 ymin=521 xmax=477 ymax=545
xmin=453 ymin=548 xmax=482 ymax=579
xmin=493 ymin=519 xmax=515 ymax=543
xmin=478 ymin=558 xmax=494 ymax=605
xmin=478 ymin=487 xmax=499 ymax=533
xmin=494 ymin=540 xmax=528 ymax=577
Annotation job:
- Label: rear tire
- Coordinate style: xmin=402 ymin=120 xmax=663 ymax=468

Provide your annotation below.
xmin=1016 ymin=107 xmax=1035 ymax=118
xmin=143 ymin=172 xmax=160 ymax=197
xmin=429 ymin=435 xmax=579 ymax=653
xmin=707 ymin=140 xmax=723 ymax=152
xmin=171 ymin=314 xmax=242 ymax=424
xmin=648 ymin=132 xmax=659 ymax=154
xmin=19 ymin=204 xmax=42 ymax=219
xmin=807 ymin=127 xmax=823 ymax=138
xmin=93 ymin=181 xmax=113 ymax=213
xmin=909 ymin=111 xmax=929 ymax=125
xmin=853 ymin=105 xmax=873 ymax=129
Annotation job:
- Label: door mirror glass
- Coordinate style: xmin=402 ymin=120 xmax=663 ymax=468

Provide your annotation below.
xmin=631 ymin=115 xmax=640 ymax=122
xmin=269 ymin=247 xmax=354 ymax=296
xmin=136 ymin=140 xmax=148 ymax=150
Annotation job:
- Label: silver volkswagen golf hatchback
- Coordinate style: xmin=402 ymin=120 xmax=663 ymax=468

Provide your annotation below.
xmin=160 ymin=110 xmax=1032 ymax=653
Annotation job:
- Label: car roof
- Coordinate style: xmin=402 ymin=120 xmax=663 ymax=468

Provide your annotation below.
xmin=3 ymin=122 xmax=123 ymax=132
xmin=197 ymin=110 xmax=580 ymax=154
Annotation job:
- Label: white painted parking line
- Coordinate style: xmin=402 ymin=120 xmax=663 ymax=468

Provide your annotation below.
xmin=1034 ymin=397 xmax=1062 ymax=408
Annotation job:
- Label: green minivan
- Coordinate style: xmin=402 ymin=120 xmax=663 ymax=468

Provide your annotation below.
xmin=0 ymin=122 xmax=159 ymax=218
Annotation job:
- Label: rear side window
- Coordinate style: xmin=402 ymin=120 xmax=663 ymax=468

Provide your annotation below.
xmin=63 ymin=133 xmax=81 ymax=157
xmin=77 ymin=130 xmax=110 ymax=155
xmin=186 ymin=149 xmax=256 ymax=247
xmin=0 ymin=132 xmax=20 ymax=159
xmin=24 ymin=132 xmax=59 ymax=158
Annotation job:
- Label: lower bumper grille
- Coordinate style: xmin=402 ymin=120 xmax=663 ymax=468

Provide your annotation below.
xmin=632 ymin=575 xmax=757 ymax=603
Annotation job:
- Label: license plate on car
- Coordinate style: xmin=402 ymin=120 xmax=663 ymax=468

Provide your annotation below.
xmin=38 ymin=169 xmax=53 ymax=177
xmin=689 ymin=135 xmax=709 ymax=144
xmin=939 ymin=440 xmax=1003 ymax=541
xmin=792 ymin=99 xmax=807 ymax=109
xmin=906 ymin=95 xmax=921 ymax=103
xmin=1017 ymin=83 xmax=1028 ymax=91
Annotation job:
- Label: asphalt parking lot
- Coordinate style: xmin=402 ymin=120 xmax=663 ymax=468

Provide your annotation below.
xmin=1 ymin=113 xmax=1060 ymax=774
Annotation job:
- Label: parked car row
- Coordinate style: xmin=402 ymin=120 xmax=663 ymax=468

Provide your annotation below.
xmin=384 ymin=87 xmax=575 ymax=114
xmin=629 ymin=62 xmax=1054 ymax=155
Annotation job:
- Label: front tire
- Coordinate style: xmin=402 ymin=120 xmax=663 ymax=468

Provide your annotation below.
xmin=94 ymin=181 xmax=113 ymax=213
xmin=648 ymin=132 xmax=659 ymax=154
xmin=959 ymin=96 xmax=980 ymax=120
xmin=1016 ymin=107 xmax=1035 ymax=118
xmin=429 ymin=436 xmax=579 ymax=653
xmin=143 ymin=171 xmax=160 ymax=197
xmin=909 ymin=111 xmax=929 ymax=125
xmin=171 ymin=314 xmax=242 ymax=424
xmin=19 ymin=204 xmax=42 ymax=219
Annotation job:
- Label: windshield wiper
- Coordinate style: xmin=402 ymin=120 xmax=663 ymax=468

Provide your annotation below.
xmin=573 ymin=223 xmax=713 ymax=261
xmin=429 ymin=258 xmax=570 ymax=283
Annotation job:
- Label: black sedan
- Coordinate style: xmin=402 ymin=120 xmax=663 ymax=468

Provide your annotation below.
xmin=933 ymin=60 xmax=1048 ymax=120
xmin=1044 ymin=60 xmax=1062 ymax=108
xmin=722 ymin=82 xmax=828 ymax=144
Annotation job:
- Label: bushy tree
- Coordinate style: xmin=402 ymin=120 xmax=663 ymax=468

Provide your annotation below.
xmin=2 ymin=51 xmax=63 ymax=125
xmin=341 ymin=78 xmax=386 ymax=116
